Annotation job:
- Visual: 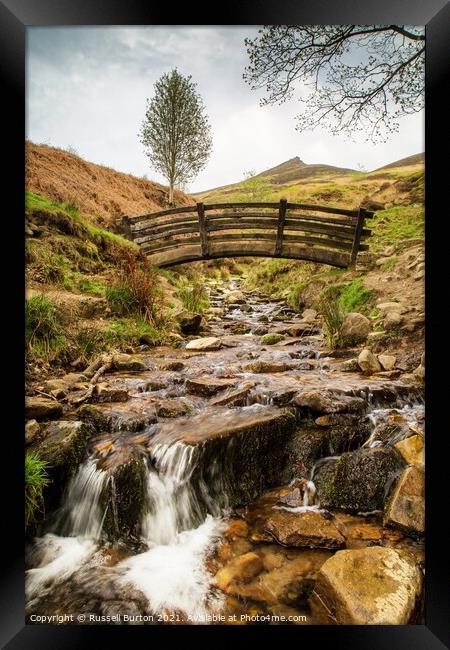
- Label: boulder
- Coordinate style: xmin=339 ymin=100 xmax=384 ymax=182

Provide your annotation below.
xmin=384 ymin=311 xmax=403 ymax=329
xmin=215 ymin=552 xmax=264 ymax=591
xmin=293 ymin=390 xmax=366 ymax=415
xmin=94 ymin=384 xmax=129 ymax=403
xmin=340 ymin=358 xmax=360 ymax=372
xmin=339 ymin=313 xmax=371 ymax=344
xmin=376 ymin=301 xmax=405 ymax=316
xmin=384 ymin=466 xmax=425 ymax=536
xmin=78 ymin=401 xmax=157 ymax=432
xmin=311 ymin=547 xmax=423 ymax=624
xmin=25 ymin=419 xmax=41 ymax=445
xmin=112 ymin=354 xmax=147 ymax=372
xmin=185 ymin=337 xmax=222 ymax=351
xmin=301 ymin=308 xmax=317 ymax=323
xmin=176 ymin=311 xmax=202 ymax=335
xmin=288 ymin=323 xmax=320 ymax=337
xmin=358 ymin=348 xmax=382 ymax=374
xmin=185 ymin=377 xmax=236 ymax=397
xmin=264 ymin=510 xmax=346 ymax=550
xmin=378 ymin=354 xmax=396 ymax=371
xmin=315 ymin=447 xmax=404 ymax=512
xmin=25 ymin=396 xmax=63 ymax=421
xmin=394 ymin=435 xmax=424 ymax=467
xmin=225 ymin=290 xmax=245 ymax=305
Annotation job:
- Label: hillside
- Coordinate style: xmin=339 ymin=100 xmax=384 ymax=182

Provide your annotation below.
xmin=194 ymin=153 xmax=424 ymax=210
xmin=26 ymin=142 xmax=194 ymax=227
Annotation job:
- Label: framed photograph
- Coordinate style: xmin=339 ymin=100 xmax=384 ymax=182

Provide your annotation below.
xmin=1 ymin=0 xmax=448 ymax=646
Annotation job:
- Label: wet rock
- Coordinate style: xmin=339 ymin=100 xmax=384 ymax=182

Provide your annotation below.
xmin=162 ymin=360 xmax=185 ymax=371
xmin=264 ymin=510 xmax=345 ymax=549
xmin=98 ymin=446 xmax=147 ymax=540
xmin=226 ymin=290 xmax=245 ymax=304
xmin=30 ymin=420 xmax=94 ymax=510
xmin=278 ymin=486 xmax=304 ymax=508
xmin=185 ymin=336 xmax=222 ymax=351
xmin=226 ymin=519 xmax=249 ymax=539
xmin=384 ymin=466 xmax=424 ymax=536
xmin=339 ymin=313 xmax=371 ymax=344
xmin=210 ymin=382 xmax=255 ymax=407
xmin=357 ymin=348 xmax=382 ymax=374
xmin=260 ymin=333 xmax=284 ymax=345
xmin=215 ymin=552 xmax=264 ymax=591
xmin=293 ymin=390 xmax=366 ymax=414
xmin=252 ymin=326 xmax=269 ymax=336
xmin=315 ymin=447 xmax=404 ymax=513
xmin=310 ymin=546 xmax=423 ymax=624
xmin=25 ymin=396 xmax=63 ymax=421
xmin=243 ymin=360 xmax=291 ymax=373
xmin=394 ymin=435 xmax=424 ymax=467
xmin=378 ymin=354 xmax=396 ymax=371
xmin=340 ymin=358 xmax=360 ymax=372
xmin=156 ymin=399 xmax=190 ymax=418
xmin=78 ymin=401 xmax=157 ymax=432
xmin=288 ymin=323 xmax=320 ymax=337
xmin=257 ymin=314 xmax=269 ymax=323
xmin=25 ymin=419 xmax=41 ymax=445
xmin=185 ymin=377 xmax=236 ymax=396
xmin=176 ymin=311 xmax=202 ymax=335
xmin=94 ymin=384 xmax=129 ymax=403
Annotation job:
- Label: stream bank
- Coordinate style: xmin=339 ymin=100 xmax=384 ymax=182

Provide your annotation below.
xmin=25 ymin=277 xmax=424 ymax=625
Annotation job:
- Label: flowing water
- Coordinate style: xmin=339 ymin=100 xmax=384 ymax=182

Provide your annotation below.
xmin=26 ymin=277 xmax=424 ymax=624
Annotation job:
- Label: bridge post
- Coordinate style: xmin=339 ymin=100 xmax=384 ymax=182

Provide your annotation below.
xmin=196 ymin=202 xmax=210 ymax=258
xmin=120 ymin=215 xmax=133 ymax=240
xmin=350 ymin=206 xmax=367 ymax=266
xmin=275 ymin=198 xmax=288 ymax=257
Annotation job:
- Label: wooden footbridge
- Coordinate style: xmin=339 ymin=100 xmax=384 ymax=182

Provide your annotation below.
xmin=121 ymin=200 xmax=373 ymax=268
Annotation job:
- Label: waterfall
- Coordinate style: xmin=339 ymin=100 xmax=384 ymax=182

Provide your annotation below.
xmin=118 ymin=441 xmax=225 ymax=620
xmin=26 ymin=460 xmax=109 ymax=604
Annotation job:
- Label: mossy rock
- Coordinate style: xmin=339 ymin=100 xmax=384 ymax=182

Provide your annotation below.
xmin=260 ymin=333 xmax=285 ymax=345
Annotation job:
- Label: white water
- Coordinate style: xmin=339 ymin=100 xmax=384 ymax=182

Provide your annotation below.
xmin=26 ymin=460 xmax=109 ymax=604
xmin=118 ymin=441 xmax=226 ymax=621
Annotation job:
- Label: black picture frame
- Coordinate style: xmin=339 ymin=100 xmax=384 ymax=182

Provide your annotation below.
xmin=1 ymin=0 xmax=448 ymax=647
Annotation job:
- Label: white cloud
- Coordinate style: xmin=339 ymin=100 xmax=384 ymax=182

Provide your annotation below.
xmin=26 ymin=26 xmax=424 ymax=192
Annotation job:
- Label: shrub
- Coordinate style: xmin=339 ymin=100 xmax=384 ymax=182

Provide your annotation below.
xmin=318 ymin=292 xmax=346 ymax=348
xmin=25 ymin=452 xmax=50 ymax=529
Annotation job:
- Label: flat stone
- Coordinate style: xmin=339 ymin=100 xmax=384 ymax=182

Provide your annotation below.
xmin=310 ymin=547 xmax=423 ymax=624
xmin=384 ymin=466 xmax=425 ymax=536
xmin=185 ymin=337 xmax=222 ymax=351
xmin=378 ymin=354 xmax=397 ymax=371
xmin=394 ymin=435 xmax=424 ymax=467
xmin=288 ymin=323 xmax=320 ymax=337
xmin=185 ymin=376 xmax=236 ymax=396
xmin=210 ymin=382 xmax=254 ymax=406
xmin=156 ymin=399 xmax=190 ymax=418
xmin=25 ymin=396 xmax=63 ymax=421
xmin=225 ymin=290 xmax=245 ymax=304
xmin=243 ymin=360 xmax=291 ymax=373
xmin=384 ymin=311 xmax=403 ymax=329
xmin=78 ymin=400 xmax=157 ymax=432
xmin=293 ymin=390 xmax=366 ymax=414
xmin=376 ymin=302 xmax=405 ymax=315
xmin=94 ymin=384 xmax=129 ymax=403
xmin=264 ymin=510 xmax=346 ymax=550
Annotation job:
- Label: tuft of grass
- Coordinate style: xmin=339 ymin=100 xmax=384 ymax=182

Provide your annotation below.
xmin=25 ymin=295 xmax=65 ymax=360
xmin=106 ymin=318 xmax=164 ymax=347
xmin=318 ymin=294 xmax=346 ymax=348
xmin=176 ymin=279 xmax=210 ymax=313
xmin=381 ymin=256 xmax=398 ymax=271
xmin=77 ymin=278 xmax=106 ymax=295
xmin=337 ymin=278 xmax=373 ymax=314
xmin=25 ymin=452 xmax=50 ymax=529
xmin=370 ymin=205 xmax=424 ymax=250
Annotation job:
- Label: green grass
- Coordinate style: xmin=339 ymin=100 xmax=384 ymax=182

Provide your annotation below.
xmin=370 ymin=205 xmax=424 ymax=250
xmin=77 ymin=278 xmax=106 ymax=295
xmin=26 ymin=191 xmax=138 ymax=251
xmin=337 ymin=278 xmax=373 ymax=313
xmin=105 ymin=318 xmax=164 ymax=346
xmin=176 ymin=279 xmax=210 ymax=313
xmin=106 ymin=284 xmax=140 ymax=316
xmin=25 ymin=295 xmax=65 ymax=360
xmin=25 ymin=452 xmax=50 ymax=529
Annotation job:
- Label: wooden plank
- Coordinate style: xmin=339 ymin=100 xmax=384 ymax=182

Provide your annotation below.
xmin=206 ymin=219 xmax=369 ymax=241
xmin=120 ymin=215 xmax=133 ymax=240
xmin=350 ymin=207 xmax=368 ymax=264
xmin=131 ymin=214 xmax=198 ymax=233
xmin=134 ymin=226 xmax=199 ymax=244
xmin=284 ymin=213 xmax=356 ymax=226
xmin=141 ymin=237 xmax=201 ymax=253
xmin=206 ymin=212 xmax=279 ymax=221
xmin=197 ymin=202 xmax=209 ymax=257
xmin=287 ymin=202 xmax=360 ymax=217
xmin=275 ymin=198 xmax=287 ymax=256
xmin=133 ymin=220 xmax=199 ymax=238
xmin=128 ymin=205 xmax=197 ymax=223
xmin=204 ymin=202 xmax=279 ymax=210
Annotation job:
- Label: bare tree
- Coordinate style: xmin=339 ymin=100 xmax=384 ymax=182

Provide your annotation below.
xmin=244 ymin=26 xmax=425 ymax=142
xmin=140 ymin=69 xmax=213 ymax=204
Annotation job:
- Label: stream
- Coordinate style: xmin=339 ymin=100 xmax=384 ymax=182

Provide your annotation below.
xmin=26 ymin=277 xmax=424 ymax=625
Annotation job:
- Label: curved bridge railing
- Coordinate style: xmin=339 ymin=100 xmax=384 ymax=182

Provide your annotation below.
xmin=121 ymin=200 xmax=373 ymax=268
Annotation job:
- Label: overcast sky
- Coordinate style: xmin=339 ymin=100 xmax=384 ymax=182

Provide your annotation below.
xmin=26 ymin=26 xmax=424 ymax=193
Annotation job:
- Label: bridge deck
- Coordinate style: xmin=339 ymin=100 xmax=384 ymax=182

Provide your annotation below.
xmin=121 ymin=201 xmax=373 ymax=268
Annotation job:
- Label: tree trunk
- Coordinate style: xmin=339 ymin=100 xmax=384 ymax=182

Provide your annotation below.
xmin=169 ymin=182 xmax=174 ymax=206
